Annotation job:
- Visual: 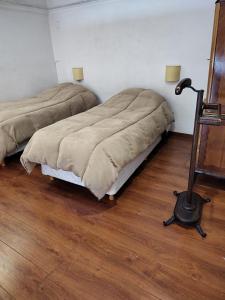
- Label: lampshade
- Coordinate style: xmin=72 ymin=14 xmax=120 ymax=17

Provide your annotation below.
xmin=165 ymin=65 xmax=181 ymax=82
xmin=72 ymin=67 xmax=84 ymax=81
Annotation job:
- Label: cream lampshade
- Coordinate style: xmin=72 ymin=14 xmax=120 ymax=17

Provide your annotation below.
xmin=165 ymin=65 xmax=181 ymax=82
xmin=72 ymin=67 xmax=84 ymax=81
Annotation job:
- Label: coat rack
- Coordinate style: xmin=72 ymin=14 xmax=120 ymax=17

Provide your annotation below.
xmin=163 ymin=78 xmax=222 ymax=238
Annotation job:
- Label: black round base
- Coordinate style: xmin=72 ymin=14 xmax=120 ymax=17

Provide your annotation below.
xmin=163 ymin=191 xmax=210 ymax=238
xmin=174 ymin=191 xmax=204 ymax=225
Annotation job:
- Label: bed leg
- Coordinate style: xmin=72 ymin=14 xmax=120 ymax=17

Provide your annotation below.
xmin=107 ymin=195 xmax=117 ymax=206
xmin=0 ymin=160 xmax=5 ymax=167
xmin=109 ymin=195 xmax=115 ymax=201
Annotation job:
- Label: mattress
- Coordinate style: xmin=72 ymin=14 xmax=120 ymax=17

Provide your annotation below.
xmin=0 ymin=82 xmax=97 ymax=163
xmin=21 ymin=88 xmax=174 ymax=199
xmin=41 ymin=136 xmax=162 ymax=197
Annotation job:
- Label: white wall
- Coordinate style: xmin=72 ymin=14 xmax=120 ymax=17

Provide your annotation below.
xmin=0 ymin=4 xmax=57 ymax=101
xmin=49 ymin=0 xmax=214 ymax=134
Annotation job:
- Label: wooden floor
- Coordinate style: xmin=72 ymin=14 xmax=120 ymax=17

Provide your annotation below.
xmin=0 ymin=134 xmax=224 ymax=300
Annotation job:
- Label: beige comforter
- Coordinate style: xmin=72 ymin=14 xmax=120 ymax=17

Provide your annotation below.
xmin=21 ymin=88 xmax=173 ymax=199
xmin=0 ymin=83 xmax=97 ymax=162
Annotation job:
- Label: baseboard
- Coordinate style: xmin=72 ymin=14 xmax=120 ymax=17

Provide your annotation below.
xmin=168 ymin=131 xmax=193 ymax=139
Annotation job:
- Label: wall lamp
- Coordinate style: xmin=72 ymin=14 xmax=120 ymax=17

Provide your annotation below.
xmin=165 ymin=65 xmax=181 ymax=82
xmin=72 ymin=67 xmax=84 ymax=81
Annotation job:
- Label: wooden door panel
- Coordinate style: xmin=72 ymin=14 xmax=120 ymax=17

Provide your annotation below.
xmin=203 ymin=126 xmax=225 ymax=172
xmin=210 ymin=3 xmax=225 ymax=108
xmin=198 ymin=1 xmax=225 ymax=176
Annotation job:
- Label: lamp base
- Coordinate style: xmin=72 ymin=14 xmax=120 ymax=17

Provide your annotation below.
xmin=163 ymin=191 xmax=210 ymax=237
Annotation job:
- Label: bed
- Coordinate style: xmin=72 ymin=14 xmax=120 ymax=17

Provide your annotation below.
xmin=21 ymin=88 xmax=174 ymax=200
xmin=0 ymin=83 xmax=97 ymax=166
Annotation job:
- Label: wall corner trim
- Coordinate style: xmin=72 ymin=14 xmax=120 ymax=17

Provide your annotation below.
xmin=48 ymin=0 xmax=114 ymax=14
xmin=0 ymin=2 xmax=47 ymax=15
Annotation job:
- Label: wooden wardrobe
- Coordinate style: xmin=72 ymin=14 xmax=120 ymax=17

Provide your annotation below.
xmin=197 ymin=0 xmax=225 ymax=178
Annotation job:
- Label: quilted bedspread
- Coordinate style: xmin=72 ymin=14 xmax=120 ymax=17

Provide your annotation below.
xmin=21 ymin=88 xmax=174 ymax=199
xmin=0 ymin=83 xmax=97 ymax=162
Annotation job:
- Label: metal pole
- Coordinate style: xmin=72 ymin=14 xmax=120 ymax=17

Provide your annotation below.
xmin=186 ymin=89 xmax=204 ymax=206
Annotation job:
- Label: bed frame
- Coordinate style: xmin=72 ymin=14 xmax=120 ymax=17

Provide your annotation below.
xmin=41 ymin=127 xmax=170 ymax=201
xmin=0 ymin=129 xmax=170 ymax=201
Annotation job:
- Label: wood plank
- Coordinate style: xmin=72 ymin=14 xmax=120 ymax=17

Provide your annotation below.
xmin=0 ymin=285 xmax=12 ymax=300
xmin=0 ymin=176 xmax=224 ymax=299
xmin=0 ymin=241 xmax=46 ymax=299
xmin=0 ymin=135 xmax=224 ymax=300
xmin=36 ymin=243 xmax=224 ymax=300
xmin=0 ymin=211 xmax=65 ymax=273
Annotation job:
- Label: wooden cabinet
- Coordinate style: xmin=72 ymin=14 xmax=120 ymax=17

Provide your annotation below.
xmin=197 ymin=0 xmax=225 ymax=178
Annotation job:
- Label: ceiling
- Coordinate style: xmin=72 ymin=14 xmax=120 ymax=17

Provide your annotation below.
xmin=0 ymin=0 xmax=99 ymax=9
